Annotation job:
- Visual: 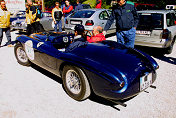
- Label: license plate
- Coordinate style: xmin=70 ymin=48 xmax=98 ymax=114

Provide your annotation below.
xmin=71 ymin=21 xmax=81 ymax=25
xmin=136 ymin=30 xmax=151 ymax=36
xmin=140 ymin=73 xmax=153 ymax=91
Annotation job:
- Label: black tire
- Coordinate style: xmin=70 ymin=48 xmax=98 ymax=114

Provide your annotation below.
xmin=165 ymin=38 xmax=175 ymax=54
xmin=14 ymin=43 xmax=31 ymax=66
xmin=62 ymin=65 xmax=91 ymax=101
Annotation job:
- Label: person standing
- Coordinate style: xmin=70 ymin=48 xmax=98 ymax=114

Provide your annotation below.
xmin=96 ymin=0 xmax=102 ymax=8
xmin=63 ymin=0 xmax=73 ymax=29
xmin=52 ymin=2 xmax=63 ymax=32
xmin=27 ymin=0 xmax=44 ymax=34
xmin=61 ymin=0 xmax=65 ymax=10
xmin=26 ymin=3 xmax=33 ymax=35
xmin=103 ymin=0 xmax=139 ymax=48
xmin=74 ymin=0 xmax=83 ymax=12
xmin=0 ymin=1 xmax=11 ymax=46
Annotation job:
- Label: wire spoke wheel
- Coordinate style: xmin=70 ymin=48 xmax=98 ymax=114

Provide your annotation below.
xmin=16 ymin=47 xmax=28 ymax=63
xmin=14 ymin=43 xmax=31 ymax=66
xmin=63 ymin=65 xmax=91 ymax=101
xmin=66 ymin=70 xmax=81 ymax=94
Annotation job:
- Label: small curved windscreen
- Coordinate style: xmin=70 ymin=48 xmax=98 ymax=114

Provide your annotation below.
xmin=70 ymin=10 xmax=95 ymax=18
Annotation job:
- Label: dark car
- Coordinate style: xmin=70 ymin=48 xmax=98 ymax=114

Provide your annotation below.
xmin=10 ymin=10 xmax=26 ymax=22
xmin=14 ymin=32 xmax=158 ymax=102
xmin=11 ymin=12 xmax=54 ymax=32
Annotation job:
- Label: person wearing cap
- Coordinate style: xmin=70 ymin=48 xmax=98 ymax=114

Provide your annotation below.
xmin=52 ymin=2 xmax=63 ymax=32
xmin=0 ymin=1 xmax=12 ymax=47
xmin=65 ymin=24 xmax=87 ymax=52
xmin=87 ymin=26 xmax=106 ymax=43
xmin=63 ymin=0 xmax=73 ymax=29
xmin=103 ymin=0 xmax=139 ymax=48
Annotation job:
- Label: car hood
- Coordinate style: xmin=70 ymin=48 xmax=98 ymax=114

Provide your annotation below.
xmin=65 ymin=41 xmax=157 ymax=81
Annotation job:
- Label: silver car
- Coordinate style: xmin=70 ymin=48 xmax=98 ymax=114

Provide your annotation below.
xmin=11 ymin=12 xmax=54 ymax=32
xmin=135 ymin=10 xmax=176 ymax=54
xmin=65 ymin=9 xmax=116 ymax=34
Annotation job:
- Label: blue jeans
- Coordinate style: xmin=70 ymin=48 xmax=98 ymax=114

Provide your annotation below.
xmin=54 ymin=20 xmax=62 ymax=32
xmin=0 ymin=28 xmax=11 ymax=46
xmin=116 ymin=28 xmax=136 ymax=48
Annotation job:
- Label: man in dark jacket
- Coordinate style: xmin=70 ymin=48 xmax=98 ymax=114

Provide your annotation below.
xmin=66 ymin=24 xmax=87 ymax=52
xmin=103 ymin=0 xmax=139 ymax=48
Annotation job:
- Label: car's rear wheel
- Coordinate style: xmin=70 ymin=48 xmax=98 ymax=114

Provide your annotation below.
xmin=14 ymin=43 xmax=31 ymax=66
xmin=165 ymin=38 xmax=175 ymax=54
xmin=62 ymin=65 xmax=91 ymax=101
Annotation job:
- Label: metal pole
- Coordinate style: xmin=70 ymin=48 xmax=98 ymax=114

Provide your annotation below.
xmin=42 ymin=0 xmax=45 ymax=12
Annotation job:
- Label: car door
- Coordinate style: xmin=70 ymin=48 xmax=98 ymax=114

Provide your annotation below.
xmin=33 ymin=40 xmax=62 ymax=75
xmin=166 ymin=13 xmax=176 ymax=39
xmin=98 ymin=10 xmax=110 ymax=29
xmin=98 ymin=10 xmax=116 ymax=34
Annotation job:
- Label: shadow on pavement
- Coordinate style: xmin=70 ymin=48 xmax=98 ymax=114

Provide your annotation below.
xmin=105 ymin=33 xmax=116 ymax=38
xmin=89 ymin=93 xmax=133 ymax=111
xmin=30 ymin=63 xmax=131 ymax=111
xmin=135 ymin=46 xmax=176 ymax=65
xmin=154 ymin=56 xmax=176 ymax=65
xmin=31 ymin=64 xmax=63 ymax=84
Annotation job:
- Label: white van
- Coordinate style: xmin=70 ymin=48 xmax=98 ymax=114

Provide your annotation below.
xmin=166 ymin=5 xmax=176 ymax=10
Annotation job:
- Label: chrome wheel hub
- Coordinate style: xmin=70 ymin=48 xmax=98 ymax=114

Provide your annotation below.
xmin=65 ymin=70 xmax=81 ymax=94
xmin=17 ymin=47 xmax=28 ymax=63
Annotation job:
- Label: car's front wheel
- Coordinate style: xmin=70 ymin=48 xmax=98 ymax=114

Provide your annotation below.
xmin=62 ymin=65 xmax=91 ymax=101
xmin=14 ymin=43 xmax=31 ymax=66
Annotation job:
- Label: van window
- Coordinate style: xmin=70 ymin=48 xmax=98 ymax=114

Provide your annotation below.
xmin=137 ymin=13 xmax=163 ymax=30
xmin=70 ymin=10 xmax=95 ymax=18
xmin=166 ymin=13 xmax=175 ymax=26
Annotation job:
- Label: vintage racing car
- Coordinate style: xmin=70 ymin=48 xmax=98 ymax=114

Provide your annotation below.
xmin=14 ymin=32 xmax=159 ymax=102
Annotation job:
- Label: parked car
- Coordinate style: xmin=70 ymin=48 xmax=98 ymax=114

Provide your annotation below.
xmin=11 ymin=12 xmax=54 ymax=32
xmin=14 ymin=32 xmax=158 ymax=102
xmin=135 ymin=10 xmax=176 ymax=54
xmin=10 ymin=10 xmax=26 ymax=22
xmin=65 ymin=9 xmax=116 ymax=34
xmin=134 ymin=3 xmax=158 ymax=11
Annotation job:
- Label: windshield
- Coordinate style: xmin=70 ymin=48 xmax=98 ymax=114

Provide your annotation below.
xmin=137 ymin=13 xmax=163 ymax=30
xmin=70 ymin=10 xmax=95 ymax=18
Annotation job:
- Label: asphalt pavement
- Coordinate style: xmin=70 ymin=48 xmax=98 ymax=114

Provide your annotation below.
xmin=0 ymin=31 xmax=176 ymax=118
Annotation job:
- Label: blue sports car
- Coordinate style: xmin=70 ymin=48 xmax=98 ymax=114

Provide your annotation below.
xmin=14 ymin=32 xmax=159 ymax=102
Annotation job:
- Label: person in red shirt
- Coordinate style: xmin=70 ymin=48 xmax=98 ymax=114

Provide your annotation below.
xmin=63 ymin=0 xmax=73 ymax=28
xmin=87 ymin=26 xmax=106 ymax=43
xmin=96 ymin=0 xmax=102 ymax=8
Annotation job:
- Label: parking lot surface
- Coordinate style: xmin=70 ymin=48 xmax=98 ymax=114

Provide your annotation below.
xmin=0 ymin=31 xmax=176 ymax=118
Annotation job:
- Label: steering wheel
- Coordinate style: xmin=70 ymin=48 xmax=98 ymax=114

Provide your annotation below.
xmin=85 ymin=30 xmax=92 ymax=37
